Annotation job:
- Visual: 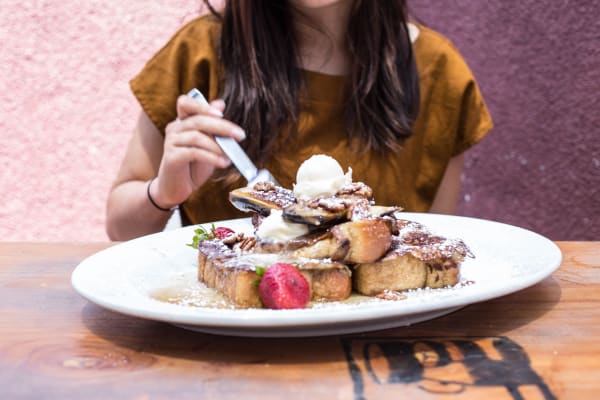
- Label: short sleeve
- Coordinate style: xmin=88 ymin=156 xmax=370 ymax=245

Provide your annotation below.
xmin=452 ymin=76 xmax=494 ymax=156
xmin=413 ymin=26 xmax=493 ymax=161
xmin=129 ymin=15 xmax=222 ymax=135
xmin=432 ymin=38 xmax=494 ymax=157
xmin=410 ymin=26 xmax=494 ymax=208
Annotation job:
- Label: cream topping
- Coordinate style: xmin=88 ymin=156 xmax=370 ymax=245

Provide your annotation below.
xmin=256 ymin=209 xmax=309 ymax=241
xmin=293 ymin=154 xmax=352 ymax=199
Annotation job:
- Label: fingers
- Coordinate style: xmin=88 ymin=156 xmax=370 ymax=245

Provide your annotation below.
xmin=174 ymin=95 xmax=245 ymax=141
xmin=177 ymin=95 xmax=223 ymax=119
xmin=164 ymin=130 xmax=231 ymax=168
xmin=175 ymin=114 xmax=246 ymax=141
xmin=156 ymin=94 xmax=243 ymax=193
xmin=164 ymin=112 xmax=245 ymax=164
xmin=183 ymin=146 xmax=231 ymax=168
xmin=171 ymin=130 xmax=230 ymax=163
xmin=168 ymin=130 xmax=221 ymax=153
xmin=210 ymin=98 xmax=226 ymax=113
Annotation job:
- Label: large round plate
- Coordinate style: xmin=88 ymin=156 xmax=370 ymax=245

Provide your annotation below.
xmin=71 ymin=213 xmax=562 ymax=337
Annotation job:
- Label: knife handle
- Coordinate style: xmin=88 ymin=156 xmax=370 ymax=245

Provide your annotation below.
xmin=187 ymin=88 xmax=209 ymax=104
xmin=186 ymin=89 xmax=259 ymax=183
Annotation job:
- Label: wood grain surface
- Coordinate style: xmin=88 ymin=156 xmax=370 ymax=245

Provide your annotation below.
xmin=0 ymin=242 xmax=598 ymax=399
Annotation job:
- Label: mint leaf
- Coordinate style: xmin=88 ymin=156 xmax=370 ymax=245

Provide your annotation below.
xmin=186 ymin=226 xmax=215 ymax=249
xmin=252 ymin=265 xmax=267 ymax=286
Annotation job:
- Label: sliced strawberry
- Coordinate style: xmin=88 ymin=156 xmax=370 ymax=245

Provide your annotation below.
xmin=259 ymin=263 xmax=310 ymax=309
xmin=214 ymin=226 xmax=235 ymax=240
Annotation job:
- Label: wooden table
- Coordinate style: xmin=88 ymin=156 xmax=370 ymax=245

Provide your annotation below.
xmin=0 ymin=242 xmax=598 ymax=399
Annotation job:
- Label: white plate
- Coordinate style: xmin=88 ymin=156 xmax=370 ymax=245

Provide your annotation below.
xmin=71 ymin=213 xmax=562 ymax=337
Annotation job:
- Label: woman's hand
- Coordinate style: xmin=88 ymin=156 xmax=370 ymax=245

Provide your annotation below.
xmin=106 ymin=95 xmax=245 ymax=241
xmin=150 ymin=95 xmax=246 ymax=209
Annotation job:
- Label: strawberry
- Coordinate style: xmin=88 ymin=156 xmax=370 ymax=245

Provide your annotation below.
xmin=258 ymin=263 xmax=310 ymax=309
xmin=214 ymin=226 xmax=235 ymax=240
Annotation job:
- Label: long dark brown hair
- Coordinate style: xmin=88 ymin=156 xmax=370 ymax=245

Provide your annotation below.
xmin=203 ymin=0 xmax=419 ymax=167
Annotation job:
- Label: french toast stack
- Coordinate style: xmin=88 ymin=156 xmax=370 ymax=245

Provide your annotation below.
xmin=194 ymin=181 xmax=471 ymax=309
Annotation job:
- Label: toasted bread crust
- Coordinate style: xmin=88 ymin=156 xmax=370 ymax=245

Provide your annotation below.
xmin=197 ymin=240 xmax=352 ymax=308
xmin=352 ymin=221 xmax=469 ymax=295
xmin=353 ymin=254 xmax=461 ymax=295
xmin=199 ymin=251 xmax=262 ymax=308
xmin=253 ymin=219 xmax=392 ymax=264
xmin=331 ymin=219 xmax=392 ymax=263
xmin=229 ymin=185 xmax=295 ymax=215
xmin=301 ymin=267 xmax=352 ymax=301
xmin=353 ymin=254 xmax=427 ymax=295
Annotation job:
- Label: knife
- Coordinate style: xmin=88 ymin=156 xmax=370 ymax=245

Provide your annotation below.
xmin=186 ymin=88 xmax=279 ymax=186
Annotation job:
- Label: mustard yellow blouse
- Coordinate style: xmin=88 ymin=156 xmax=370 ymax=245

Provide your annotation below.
xmin=130 ymin=15 xmax=493 ymax=224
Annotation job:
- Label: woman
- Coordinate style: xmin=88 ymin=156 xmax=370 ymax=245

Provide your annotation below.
xmin=106 ymin=0 xmax=493 ymax=240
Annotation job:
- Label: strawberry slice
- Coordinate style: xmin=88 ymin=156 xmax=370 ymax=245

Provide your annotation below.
xmin=259 ymin=263 xmax=310 ymax=309
xmin=214 ymin=226 xmax=235 ymax=240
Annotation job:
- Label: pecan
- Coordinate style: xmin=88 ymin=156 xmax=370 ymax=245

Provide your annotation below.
xmin=253 ymin=181 xmax=275 ymax=192
xmin=239 ymin=236 xmax=257 ymax=251
xmin=222 ymin=232 xmax=245 ymax=245
xmin=337 ymin=182 xmax=373 ymax=198
xmin=306 ymin=198 xmax=322 ymax=209
xmin=317 ymin=198 xmax=348 ymax=212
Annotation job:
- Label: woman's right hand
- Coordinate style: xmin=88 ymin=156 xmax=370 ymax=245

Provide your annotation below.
xmin=149 ymin=95 xmax=246 ymax=209
xmin=106 ymin=94 xmax=245 ymax=240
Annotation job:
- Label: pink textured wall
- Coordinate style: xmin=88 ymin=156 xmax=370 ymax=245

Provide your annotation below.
xmin=1 ymin=0 xmax=205 ymax=241
xmin=2 ymin=1 xmax=598 ymax=241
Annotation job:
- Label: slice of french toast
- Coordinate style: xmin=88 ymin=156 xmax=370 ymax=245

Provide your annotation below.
xmin=230 ymin=180 xmax=395 ymax=228
xmin=229 ymin=182 xmax=296 ymax=216
xmin=252 ymin=218 xmax=393 ymax=264
xmin=197 ymin=238 xmax=352 ymax=308
xmin=331 ymin=219 xmax=393 ymax=263
xmin=352 ymin=219 xmax=472 ymax=295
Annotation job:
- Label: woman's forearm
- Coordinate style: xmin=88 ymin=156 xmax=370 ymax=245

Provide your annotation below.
xmin=105 ymin=180 xmax=174 ymax=241
xmin=429 ymin=153 xmax=464 ymax=215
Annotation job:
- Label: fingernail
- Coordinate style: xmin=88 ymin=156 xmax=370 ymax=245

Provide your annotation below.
xmin=232 ymin=127 xmax=246 ymax=140
xmin=209 ymin=108 xmax=224 ymax=117
xmin=220 ymin=156 xmax=231 ymax=166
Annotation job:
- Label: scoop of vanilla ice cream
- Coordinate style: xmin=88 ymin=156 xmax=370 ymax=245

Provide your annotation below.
xmin=256 ymin=209 xmax=309 ymax=241
xmin=293 ymin=155 xmax=352 ymax=199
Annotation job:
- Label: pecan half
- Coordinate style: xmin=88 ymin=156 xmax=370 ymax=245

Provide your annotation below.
xmin=239 ymin=236 xmax=257 ymax=251
xmin=253 ymin=181 xmax=275 ymax=192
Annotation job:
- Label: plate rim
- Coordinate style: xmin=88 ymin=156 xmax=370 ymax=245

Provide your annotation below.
xmin=71 ymin=213 xmax=562 ymax=333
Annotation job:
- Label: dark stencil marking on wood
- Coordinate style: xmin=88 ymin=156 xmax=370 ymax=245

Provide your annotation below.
xmin=342 ymin=336 xmax=556 ymax=400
